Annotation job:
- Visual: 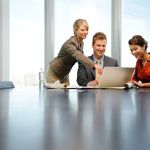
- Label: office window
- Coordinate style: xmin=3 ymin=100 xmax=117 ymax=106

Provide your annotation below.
xmin=10 ymin=0 xmax=44 ymax=86
xmin=121 ymin=0 xmax=150 ymax=67
xmin=54 ymin=0 xmax=111 ymax=84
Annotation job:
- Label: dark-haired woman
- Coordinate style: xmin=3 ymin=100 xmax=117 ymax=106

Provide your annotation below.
xmin=128 ymin=35 xmax=150 ymax=88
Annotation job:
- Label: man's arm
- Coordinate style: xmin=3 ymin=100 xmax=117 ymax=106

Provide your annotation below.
xmin=77 ymin=63 xmax=92 ymax=86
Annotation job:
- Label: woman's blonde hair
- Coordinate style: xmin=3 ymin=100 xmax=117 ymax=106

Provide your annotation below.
xmin=73 ymin=19 xmax=89 ymax=35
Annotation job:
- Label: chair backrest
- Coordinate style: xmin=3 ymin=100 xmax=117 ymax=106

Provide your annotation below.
xmin=0 ymin=81 xmax=15 ymax=89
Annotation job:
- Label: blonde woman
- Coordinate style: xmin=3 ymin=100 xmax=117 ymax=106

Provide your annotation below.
xmin=46 ymin=19 xmax=101 ymax=86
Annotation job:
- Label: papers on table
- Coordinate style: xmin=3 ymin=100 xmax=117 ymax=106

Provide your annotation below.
xmin=44 ymin=80 xmax=135 ymax=90
xmin=44 ymin=80 xmax=67 ymax=89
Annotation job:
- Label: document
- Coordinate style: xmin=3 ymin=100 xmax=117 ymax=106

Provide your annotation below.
xmin=45 ymin=80 xmax=67 ymax=89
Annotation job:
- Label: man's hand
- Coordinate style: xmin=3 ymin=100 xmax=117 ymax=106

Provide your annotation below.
xmin=87 ymin=80 xmax=99 ymax=87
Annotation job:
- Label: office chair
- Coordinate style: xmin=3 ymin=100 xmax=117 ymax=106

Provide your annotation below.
xmin=0 ymin=81 xmax=15 ymax=89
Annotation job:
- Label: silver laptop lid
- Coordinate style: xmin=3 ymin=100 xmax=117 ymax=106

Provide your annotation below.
xmin=99 ymin=67 xmax=134 ymax=88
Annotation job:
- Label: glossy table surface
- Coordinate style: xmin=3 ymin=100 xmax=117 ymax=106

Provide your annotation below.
xmin=0 ymin=87 xmax=150 ymax=150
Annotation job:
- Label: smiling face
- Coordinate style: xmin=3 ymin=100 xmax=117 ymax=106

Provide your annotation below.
xmin=130 ymin=44 xmax=145 ymax=60
xmin=73 ymin=19 xmax=89 ymax=42
xmin=92 ymin=32 xmax=107 ymax=59
xmin=93 ymin=39 xmax=107 ymax=59
xmin=128 ymin=35 xmax=148 ymax=60
xmin=76 ymin=23 xmax=88 ymax=41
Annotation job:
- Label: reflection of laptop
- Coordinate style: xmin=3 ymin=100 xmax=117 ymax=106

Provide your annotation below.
xmin=99 ymin=67 xmax=134 ymax=89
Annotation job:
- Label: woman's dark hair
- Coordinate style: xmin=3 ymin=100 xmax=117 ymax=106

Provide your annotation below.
xmin=128 ymin=35 xmax=148 ymax=50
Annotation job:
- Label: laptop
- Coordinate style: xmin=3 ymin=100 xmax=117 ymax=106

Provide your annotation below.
xmin=99 ymin=67 xmax=135 ymax=89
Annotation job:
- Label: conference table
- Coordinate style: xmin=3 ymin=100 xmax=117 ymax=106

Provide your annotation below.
xmin=0 ymin=86 xmax=150 ymax=150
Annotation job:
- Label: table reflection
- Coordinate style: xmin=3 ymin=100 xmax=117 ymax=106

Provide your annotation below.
xmin=0 ymin=87 xmax=150 ymax=150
